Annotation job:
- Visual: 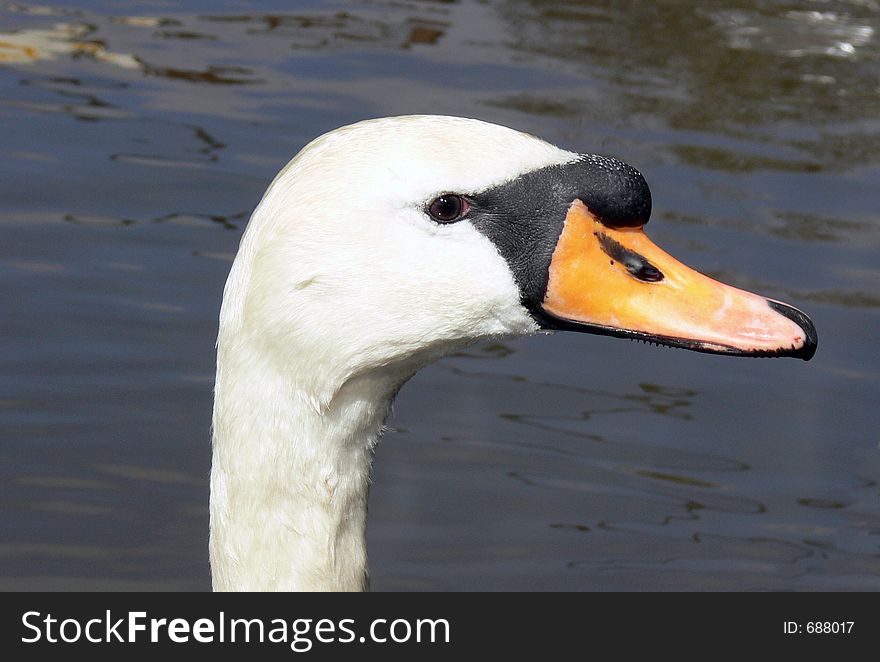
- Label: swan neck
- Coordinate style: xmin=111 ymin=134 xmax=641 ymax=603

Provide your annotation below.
xmin=210 ymin=345 xmax=394 ymax=591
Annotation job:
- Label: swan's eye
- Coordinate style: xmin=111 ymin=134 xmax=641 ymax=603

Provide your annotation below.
xmin=427 ymin=194 xmax=469 ymax=223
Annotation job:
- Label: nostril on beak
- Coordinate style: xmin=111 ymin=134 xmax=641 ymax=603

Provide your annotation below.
xmin=577 ymin=154 xmax=652 ymax=229
xmin=767 ymin=300 xmax=818 ymax=361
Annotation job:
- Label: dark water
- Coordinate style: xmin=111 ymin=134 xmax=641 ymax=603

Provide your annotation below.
xmin=1 ymin=0 xmax=878 ymax=591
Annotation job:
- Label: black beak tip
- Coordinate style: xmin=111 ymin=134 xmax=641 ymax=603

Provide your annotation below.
xmin=767 ymin=300 xmax=818 ymax=361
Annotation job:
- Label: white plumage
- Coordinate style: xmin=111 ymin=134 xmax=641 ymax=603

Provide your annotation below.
xmin=211 ymin=116 xmax=577 ymax=591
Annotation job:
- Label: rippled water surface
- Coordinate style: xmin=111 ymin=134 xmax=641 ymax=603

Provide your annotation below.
xmin=2 ymin=0 xmax=879 ymax=590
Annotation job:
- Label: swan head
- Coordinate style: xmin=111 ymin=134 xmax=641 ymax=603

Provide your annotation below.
xmin=220 ymin=115 xmax=816 ymax=406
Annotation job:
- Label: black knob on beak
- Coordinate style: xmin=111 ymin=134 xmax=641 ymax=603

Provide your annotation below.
xmin=576 ymin=154 xmax=652 ymax=229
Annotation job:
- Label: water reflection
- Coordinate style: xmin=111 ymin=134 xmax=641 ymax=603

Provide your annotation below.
xmin=201 ymin=11 xmax=449 ymax=50
xmin=0 ymin=22 xmax=140 ymax=68
xmin=497 ymin=0 xmax=880 ymax=158
xmin=144 ymin=64 xmax=261 ymax=85
xmin=768 ymin=210 xmax=870 ymax=243
xmin=711 ymin=8 xmax=874 ymax=58
xmin=1 ymin=2 xmax=80 ymax=17
xmin=443 ymin=363 xmax=697 ymax=420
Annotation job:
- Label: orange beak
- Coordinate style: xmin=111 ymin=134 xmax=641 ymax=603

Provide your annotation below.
xmin=540 ymin=200 xmax=817 ymax=359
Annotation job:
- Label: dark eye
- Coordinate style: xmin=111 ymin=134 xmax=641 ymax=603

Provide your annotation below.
xmin=427 ymin=194 xmax=469 ymax=223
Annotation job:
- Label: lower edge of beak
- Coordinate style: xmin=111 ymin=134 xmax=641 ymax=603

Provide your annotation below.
xmin=534 ymin=305 xmax=817 ymax=361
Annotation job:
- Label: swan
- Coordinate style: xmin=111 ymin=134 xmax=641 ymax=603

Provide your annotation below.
xmin=210 ymin=115 xmax=817 ymax=591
